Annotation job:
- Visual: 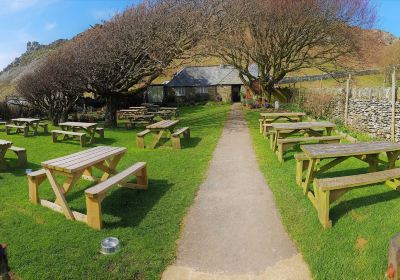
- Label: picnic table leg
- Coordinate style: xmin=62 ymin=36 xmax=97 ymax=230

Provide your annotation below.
xmin=100 ymin=153 xmax=124 ymax=181
xmin=54 ymin=171 xmax=83 ymax=205
xmin=326 ymin=127 xmax=333 ymax=136
xmin=302 ymin=158 xmax=317 ymax=195
xmin=87 ymin=128 xmax=96 ymax=144
xmin=45 ymin=170 xmax=75 ymax=220
xmin=387 ymin=151 xmax=400 ymax=169
xmin=150 ymin=129 xmax=164 ymax=149
xmin=366 ymin=154 xmax=379 ymax=172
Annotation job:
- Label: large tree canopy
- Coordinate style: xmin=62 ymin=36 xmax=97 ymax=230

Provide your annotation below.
xmin=208 ymin=0 xmax=376 ymax=102
xmin=72 ymin=0 xmax=207 ymax=127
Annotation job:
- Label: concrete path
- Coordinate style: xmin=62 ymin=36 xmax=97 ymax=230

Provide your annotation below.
xmin=162 ymin=104 xmax=311 ymax=280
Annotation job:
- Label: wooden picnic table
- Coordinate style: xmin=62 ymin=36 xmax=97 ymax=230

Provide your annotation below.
xmin=146 ymin=120 xmax=179 ymax=148
xmin=11 ymin=118 xmax=40 ymax=135
xmin=0 ymin=140 xmax=12 ymax=169
xmin=38 ymin=146 xmax=127 ymax=222
xmin=299 ymin=141 xmax=400 ymax=195
xmin=59 ymin=122 xmax=98 ymax=144
xmin=259 ymin=112 xmax=305 ymax=133
xmin=270 ymin=121 xmax=335 ymax=152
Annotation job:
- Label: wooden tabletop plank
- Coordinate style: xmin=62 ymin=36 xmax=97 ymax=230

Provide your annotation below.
xmin=301 ymin=141 xmax=400 ymax=159
xmin=260 ymin=112 xmax=306 ymax=117
xmin=42 ymin=146 xmax=108 ymax=167
xmin=62 ymin=147 xmax=126 ymax=173
xmin=47 ymin=147 xmax=123 ymax=170
xmin=0 ymin=140 xmax=12 ymax=148
xmin=271 ymin=121 xmax=335 ymax=130
xmin=147 ymin=120 xmax=179 ymax=129
xmin=11 ymin=118 xmax=40 ymax=123
xmin=58 ymin=122 xmax=98 ymax=128
xmin=42 ymin=146 xmax=126 ymax=172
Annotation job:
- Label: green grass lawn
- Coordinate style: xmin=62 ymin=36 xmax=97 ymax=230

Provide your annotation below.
xmin=245 ymin=110 xmax=399 ymax=280
xmin=0 ymin=104 xmax=229 ymax=280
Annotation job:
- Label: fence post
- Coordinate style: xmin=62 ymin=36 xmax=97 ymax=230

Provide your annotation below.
xmin=344 ymin=74 xmax=351 ymax=125
xmin=391 ymin=67 xmax=397 ymax=142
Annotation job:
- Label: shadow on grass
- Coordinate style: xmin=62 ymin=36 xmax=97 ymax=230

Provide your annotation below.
xmin=102 ymin=179 xmax=172 ymax=229
xmin=330 ymin=189 xmax=400 ymax=225
xmin=0 ymin=158 xmax=42 ymax=177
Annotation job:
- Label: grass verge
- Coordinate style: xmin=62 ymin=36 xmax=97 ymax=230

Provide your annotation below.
xmin=245 ymin=109 xmax=399 ymax=280
xmin=0 ymin=104 xmax=229 ymax=280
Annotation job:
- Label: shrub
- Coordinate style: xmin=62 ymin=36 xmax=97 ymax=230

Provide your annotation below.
xmin=301 ymin=92 xmax=338 ymax=119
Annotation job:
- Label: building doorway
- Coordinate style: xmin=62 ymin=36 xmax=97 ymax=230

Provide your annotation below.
xmin=231 ymin=85 xmax=241 ymax=102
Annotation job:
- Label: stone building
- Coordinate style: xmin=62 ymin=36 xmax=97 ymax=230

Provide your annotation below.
xmin=164 ymin=65 xmax=244 ymax=103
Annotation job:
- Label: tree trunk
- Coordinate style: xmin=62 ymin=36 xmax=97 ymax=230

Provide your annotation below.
xmin=104 ymin=94 xmax=118 ymax=128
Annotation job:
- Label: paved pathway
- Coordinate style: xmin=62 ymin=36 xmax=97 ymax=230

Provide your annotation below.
xmin=162 ymin=104 xmax=311 ymax=280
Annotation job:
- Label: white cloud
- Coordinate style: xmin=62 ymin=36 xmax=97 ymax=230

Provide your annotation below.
xmin=44 ymin=22 xmax=56 ymax=30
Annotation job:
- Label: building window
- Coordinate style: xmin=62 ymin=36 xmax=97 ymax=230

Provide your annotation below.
xmin=174 ymin=88 xmax=186 ymax=96
xmin=195 ymin=87 xmax=208 ymax=94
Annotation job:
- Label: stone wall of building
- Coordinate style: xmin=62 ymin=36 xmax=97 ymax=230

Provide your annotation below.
xmin=292 ymin=87 xmax=400 ymax=141
xmin=216 ymin=86 xmax=232 ymax=102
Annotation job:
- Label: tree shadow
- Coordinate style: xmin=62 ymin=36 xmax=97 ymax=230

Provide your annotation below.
xmin=330 ymin=189 xmax=400 ymax=226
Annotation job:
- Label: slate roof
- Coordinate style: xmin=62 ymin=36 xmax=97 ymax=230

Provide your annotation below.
xmin=167 ymin=65 xmax=243 ymax=87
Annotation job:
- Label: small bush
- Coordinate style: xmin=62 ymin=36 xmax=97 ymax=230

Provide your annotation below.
xmin=301 ymin=92 xmax=338 ymax=119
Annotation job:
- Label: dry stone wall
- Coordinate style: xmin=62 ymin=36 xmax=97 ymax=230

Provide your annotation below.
xmin=293 ymin=87 xmax=400 ymax=141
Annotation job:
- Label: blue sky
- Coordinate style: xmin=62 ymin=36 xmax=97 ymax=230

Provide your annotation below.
xmin=0 ymin=0 xmax=399 ymax=71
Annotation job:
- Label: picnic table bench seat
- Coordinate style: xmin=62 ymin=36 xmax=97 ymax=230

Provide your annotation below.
xmin=85 ymin=162 xmax=148 ymax=229
xmin=96 ymin=127 xmax=104 ymax=139
xmin=0 ymin=121 xmax=6 ymax=131
xmin=27 ymin=169 xmax=47 ymax=203
xmin=6 ymin=124 xmax=28 ymax=137
xmin=276 ymin=135 xmax=342 ymax=162
xmin=312 ymin=168 xmax=400 ymax=229
xmin=136 ymin=129 xmax=151 ymax=148
xmin=172 ymin=127 xmax=190 ymax=149
xmin=38 ymin=123 xmax=48 ymax=134
xmin=8 ymin=146 xmax=27 ymax=167
xmin=51 ymin=130 xmax=86 ymax=147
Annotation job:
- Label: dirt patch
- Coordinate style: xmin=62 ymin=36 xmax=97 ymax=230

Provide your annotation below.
xmin=355 ymin=237 xmax=368 ymax=251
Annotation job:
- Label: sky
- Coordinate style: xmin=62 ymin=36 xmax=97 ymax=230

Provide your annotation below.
xmin=0 ymin=0 xmax=400 ymax=71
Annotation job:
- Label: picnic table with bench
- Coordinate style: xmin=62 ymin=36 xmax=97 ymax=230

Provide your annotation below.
xmin=125 ymin=114 xmax=155 ymax=128
xmin=52 ymin=122 xmax=104 ymax=146
xmin=270 ymin=121 xmax=336 ymax=157
xmin=6 ymin=118 xmax=47 ymax=137
xmin=0 ymin=140 xmax=27 ymax=169
xmin=296 ymin=141 xmax=400 ymax=228
xmin=259 ymin=112 xmax=305 ymax=134
xmin=27 ymin=146 xmax=148 ymax=229
xmin=137 ymin=120 xmax=188 ymax=149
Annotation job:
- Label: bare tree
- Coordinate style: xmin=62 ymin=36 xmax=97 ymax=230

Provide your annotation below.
xmin=72 ymin=0 xmax=207 ymax=127
xmin=208 ymin=0 xmax=376 ymax=103
xmin=16 ymin=43 xmax=85 ymax=125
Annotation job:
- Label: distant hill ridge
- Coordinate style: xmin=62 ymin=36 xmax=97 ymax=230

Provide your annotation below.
xmin=0 ymin=28 xmax=398 ymax=100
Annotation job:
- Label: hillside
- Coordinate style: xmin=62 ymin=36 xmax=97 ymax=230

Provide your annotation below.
xmin=0 ymin=40 xmax=66 ymax=100
xmin=0 ymin=28 xmax=397 ymax=101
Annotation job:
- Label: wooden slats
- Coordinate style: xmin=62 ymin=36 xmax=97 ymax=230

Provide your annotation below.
xmin=260 ymin=112 xmax=306 ymax=117
xmin=278 ymin=135 xmax=342 ymax=144
xmin=42 ymin=146 xmax=127 ymax=173
xmin=58 ymin=122 xmax=97 ymax=128
xmin=11 ymin=118 xmax=40 ymax=123
xmin=302 ymin=141 xmax=400 ymax=159
xmin=317 ymin=168 xmax=400 ymax=191
xmin=146 ymin=120 xmax=179 ymax=129
xmin=0 ymin=140 xmax=12 ymax=147
xmin=85 ymin=162 xmax=147 ymax=197
xmin=51 ymin=130 xmax=85 ymax=136
xmin=272 ymin=121 xmax=335 ymax=130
